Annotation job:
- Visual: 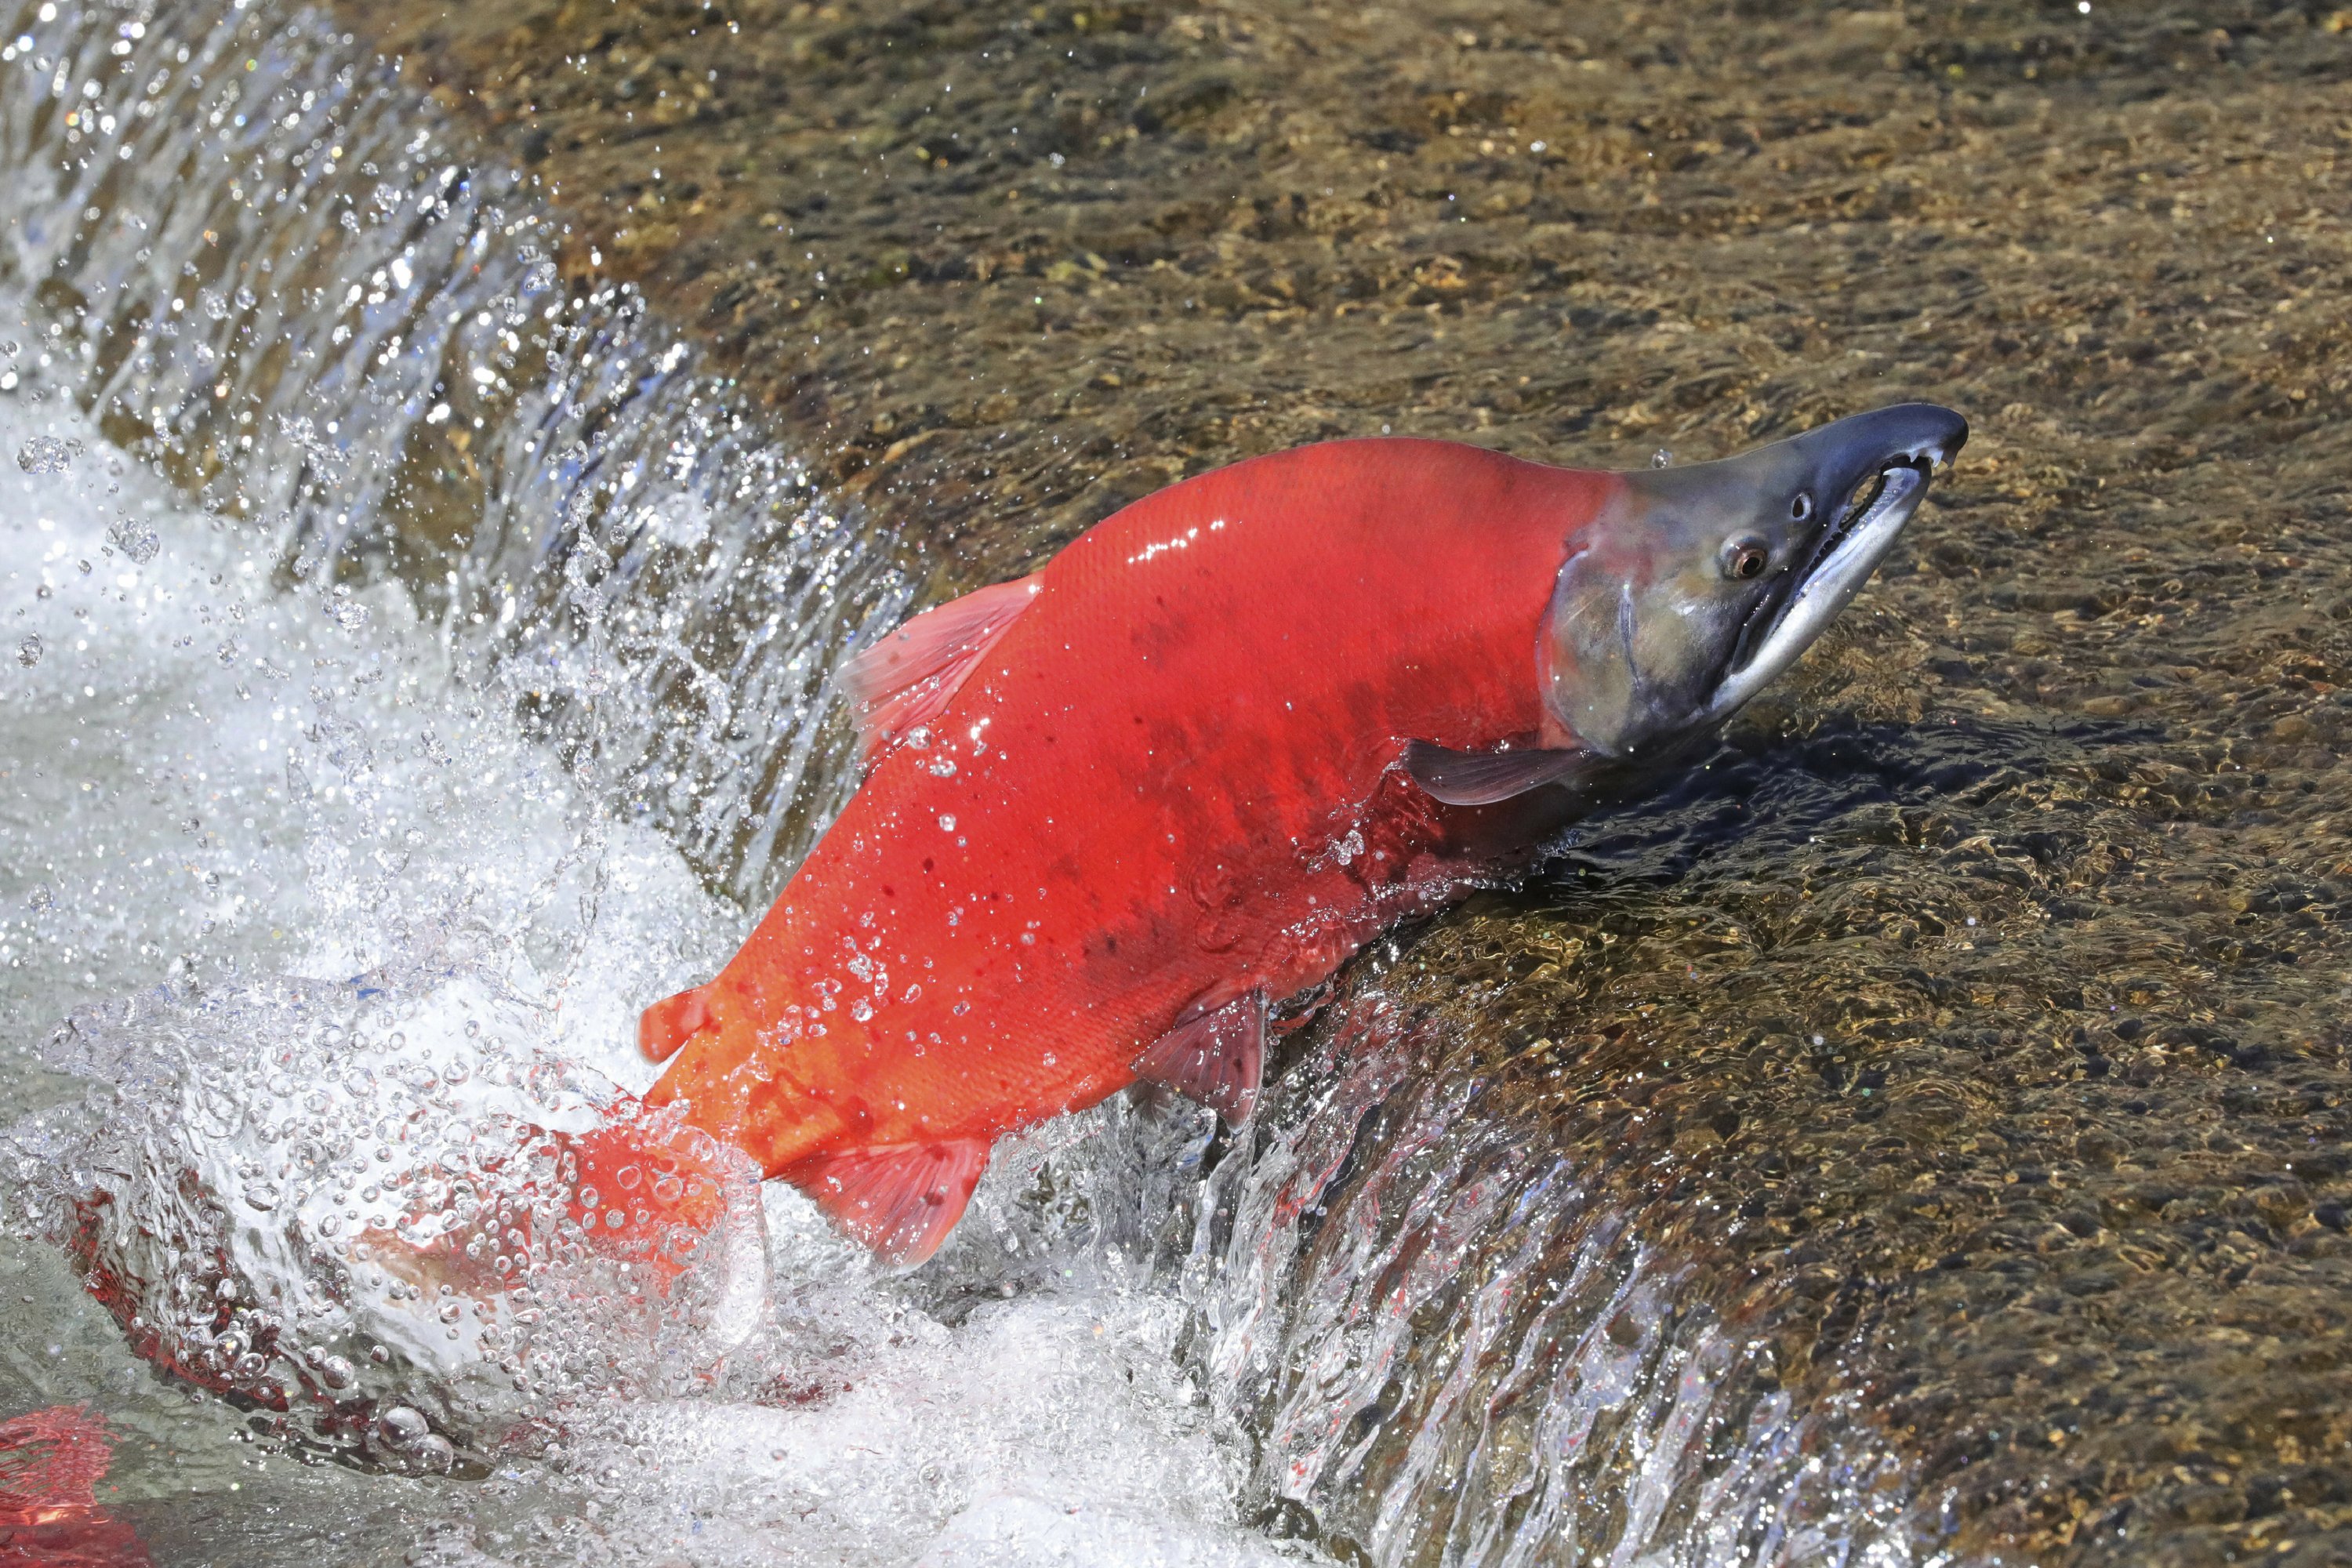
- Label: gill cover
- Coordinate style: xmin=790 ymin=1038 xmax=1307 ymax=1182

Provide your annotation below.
xmin=1541 ymin=403 xmax=1967 ymax=760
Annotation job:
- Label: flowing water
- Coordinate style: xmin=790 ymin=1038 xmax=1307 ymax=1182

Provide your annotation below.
xmin=6 ymin=0 xmax=2352 ymax=1564
xmin=0 ymin=2 xmax=1292 ymax=1561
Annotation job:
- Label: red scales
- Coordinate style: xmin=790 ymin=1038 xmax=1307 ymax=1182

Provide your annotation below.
xmin=637 ymin=408 xmax=1969 ymax=1264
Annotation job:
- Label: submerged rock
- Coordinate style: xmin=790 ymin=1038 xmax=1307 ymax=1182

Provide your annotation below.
xmin=1192 ymin=689 xmax=2352 ymax=1563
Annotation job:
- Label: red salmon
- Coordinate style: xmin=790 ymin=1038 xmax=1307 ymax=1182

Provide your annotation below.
xmin=641 ymin=409 xmax=1967 ymax=1261
xmin=0 ymin=1406 xmax=151 ymax=1568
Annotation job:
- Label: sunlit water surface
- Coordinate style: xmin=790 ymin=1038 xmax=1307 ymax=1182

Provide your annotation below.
xmin=19 ymin=0 xmax=2328 ymax=1564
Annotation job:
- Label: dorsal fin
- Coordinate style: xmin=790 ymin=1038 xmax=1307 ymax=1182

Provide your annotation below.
xmin=840 ymin=575 xmax=1042 ymax=760
xmin=1402 ymin=740 xmax=1595 ymax=806
xmin=1133 ymin=989 xmax=1266 ymax=1128
xmin=786 ymin=1138 xmax=993 ymax=1265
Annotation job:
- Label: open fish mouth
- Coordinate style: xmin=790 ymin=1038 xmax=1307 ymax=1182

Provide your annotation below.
xmin=1705 ymin=420 xmax=1961 ymax=724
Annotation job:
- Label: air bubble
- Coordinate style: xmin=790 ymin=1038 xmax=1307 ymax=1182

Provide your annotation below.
xmin=376 ymin=1405 xmax=430 ymax=1449
xmin=106 ymin=517 xmax=160 ymax=564
xmin=15 ymin=434 xmax=81 ymax=474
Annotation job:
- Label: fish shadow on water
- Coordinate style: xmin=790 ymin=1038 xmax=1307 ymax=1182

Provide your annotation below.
xmin=1533 ymin=709 xmax=2159 ymax=896
xmin=1194 ymin=680 xmax=2352 ymax=1568
xmin=1223 ymin=706 xmax=2158 ymax=1200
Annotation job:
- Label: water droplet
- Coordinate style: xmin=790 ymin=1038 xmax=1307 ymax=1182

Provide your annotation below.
xmin=1650 ymin=448 xmax=1674 ymax=469
xmin=15 ymin=634 xmax=40 ymax=668
xmin=105 ymin=518 xmax=159 ymax=564
xmin=938 ymin=814 xmax=956 ymax=832
xmin=318 ymin=1353 xmax=356 ymax=1390
xmin=926 ymin=755 xmax=957 ymax=777
xmin=15 ymin=434 xmax=81 ymax=474
xmin=376 ymin=1405 xmax=429 ymax=1448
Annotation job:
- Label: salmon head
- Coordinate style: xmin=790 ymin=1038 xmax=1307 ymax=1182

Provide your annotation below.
xmin=1544 ymin=402 xmax=1968 ymax=760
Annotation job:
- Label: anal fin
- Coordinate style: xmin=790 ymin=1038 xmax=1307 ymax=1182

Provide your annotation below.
xmin=639 ymin=983 xmax=717 ymax=1064
xmin=788 ymin=1138 xmax=992 ymax=1265
xmin=1134 ymin=989 xmax=1266 ymax=1128
xmin=1403 ymin=740 xmax=1595 ymax=806
xmin=841 ymin=573 xmax=1042 ymax=760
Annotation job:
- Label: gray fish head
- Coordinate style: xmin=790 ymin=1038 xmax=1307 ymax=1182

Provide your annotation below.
xmin=1541 ymin=402 xmax=1968 ymax=759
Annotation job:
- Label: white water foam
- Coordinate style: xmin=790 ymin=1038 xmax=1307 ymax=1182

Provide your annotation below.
xmin=0 ymin=325 xmax=1294 ymax=1563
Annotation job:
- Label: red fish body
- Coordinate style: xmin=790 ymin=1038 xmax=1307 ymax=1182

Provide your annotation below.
xmin=644 ymin=440 xmax=1620 ymax=1258
xmin=0 ymin=1406 xmax=152 ymax=1568
xmin=641 ymin=403 xmax=1969 ymax=1261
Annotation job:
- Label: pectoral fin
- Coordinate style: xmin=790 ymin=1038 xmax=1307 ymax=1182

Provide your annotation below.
xmin=840 ymin=574 xmax=1042 ymax=760
xmin=1402 ymin=740 xmax=1594 ymax=807
xmin=1133 ymin=989 xmax=1266 ymax=1128
xmin=788 ymin=1138 xmax=993 ymax=1265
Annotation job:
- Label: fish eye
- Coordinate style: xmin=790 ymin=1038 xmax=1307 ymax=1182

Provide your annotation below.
xmin=1791 ymin=492 xmax=1814 ymax=522
xmin=1722 ymin=538 xmax=1770 ymax=582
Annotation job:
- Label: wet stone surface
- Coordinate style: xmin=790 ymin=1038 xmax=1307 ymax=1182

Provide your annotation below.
xmin=314 ymin=0 xmax=2352 ymax=1561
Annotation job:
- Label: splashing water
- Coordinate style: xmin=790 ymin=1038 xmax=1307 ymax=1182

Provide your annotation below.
xmin=0 ymin=0 xmax=1294 ymax=1559
xmin=0 ymin=0 xmax=908 ymax=899
xmin=1185 ymin=996 xmax=1930 ymax=1566
xmin=0 ymin=0 xmax=1950 ymax=1560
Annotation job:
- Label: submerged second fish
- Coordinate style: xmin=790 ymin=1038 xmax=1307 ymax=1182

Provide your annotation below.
xmin=641 ymin=406 xmax=1969 ymax=1261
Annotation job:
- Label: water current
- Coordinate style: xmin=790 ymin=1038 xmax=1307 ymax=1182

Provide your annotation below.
xmin=0 ymin=1 xmax=1290 ymax=1561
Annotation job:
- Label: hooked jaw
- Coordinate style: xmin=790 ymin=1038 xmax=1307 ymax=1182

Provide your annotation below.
xmin=1700 ymin=403 xmax=1969 ymax=724
xmin=1543 ymin=402 xmax=1968 ymax=762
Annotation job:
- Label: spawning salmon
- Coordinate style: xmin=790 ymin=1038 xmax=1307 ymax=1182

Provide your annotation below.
xmin=641 ymin=405 xmax=1968 ymax=1262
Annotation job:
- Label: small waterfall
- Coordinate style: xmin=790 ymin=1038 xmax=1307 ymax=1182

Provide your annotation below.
xmin=0 ymin=3 xmax=1293 ymax=1560
xmin=0 ymin=0 xmax=909 ymax=902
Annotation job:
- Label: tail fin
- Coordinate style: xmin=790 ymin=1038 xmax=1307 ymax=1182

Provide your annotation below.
xmin=0 ymin=1405 xmax=113 ymax=1512
xmin=639 ymin=983 xmax=717 ymax=1064
xmin=0 ymin=1403 xmax=157 ymax=1563
xmin=786 ymin=1138 xmax=991 ymax=1265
